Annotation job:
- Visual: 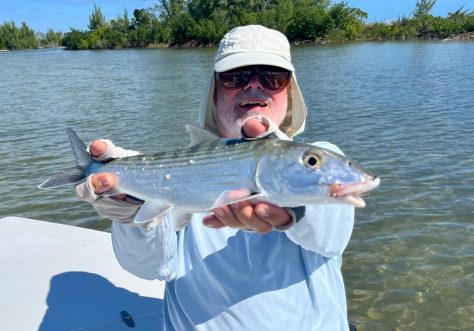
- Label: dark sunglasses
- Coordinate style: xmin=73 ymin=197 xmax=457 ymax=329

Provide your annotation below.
xmin=216 ymin=65 xmax=291 ymax=91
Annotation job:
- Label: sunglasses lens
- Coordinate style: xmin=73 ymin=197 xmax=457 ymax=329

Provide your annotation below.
xmin=217 ymin=66 xmax=291 ymax=90
xmin=218 ymin=70 xmax=252 ymax=89
xmin=260 ymin=70 xmax=291 ymax=90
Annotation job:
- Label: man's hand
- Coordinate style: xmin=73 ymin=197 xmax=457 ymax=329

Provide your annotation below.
xmin=88 ymin=140 xmax=128 ymax=201
xmin=203 ymin=201 xmax=292 ymax=233
xmin=203 ymin=118 xmax=292 ymax=233
xmin=88 ymin=121 xmax=293 ymax=231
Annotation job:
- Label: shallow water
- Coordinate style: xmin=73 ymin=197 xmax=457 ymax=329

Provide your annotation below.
xmin=1 ymin=41 xmax=473 ymax=330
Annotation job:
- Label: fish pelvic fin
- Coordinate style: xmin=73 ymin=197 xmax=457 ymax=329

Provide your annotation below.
xmin=134 ymin=204 xmax=193 ymax=230
xmin=133 ymin=200 xmax=172 ymax=224
xmin=38 ymin=128 xmax=92 ymax=189
xmin=171 ymin=210 xmax=193 ymax=230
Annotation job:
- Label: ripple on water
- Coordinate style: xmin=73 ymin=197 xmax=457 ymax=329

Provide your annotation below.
xmin=2 ymin=44 xmax=474 ymax=330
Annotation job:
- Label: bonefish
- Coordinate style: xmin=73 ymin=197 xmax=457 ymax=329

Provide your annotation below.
xmin=39 ymin=126 xmax=380 ymax=225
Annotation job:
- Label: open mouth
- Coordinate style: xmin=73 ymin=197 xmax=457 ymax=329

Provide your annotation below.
xmin=330 ymin=176 xmax=380 ymax=208
xmin=239 ymin=101 xmax=267 ymax=108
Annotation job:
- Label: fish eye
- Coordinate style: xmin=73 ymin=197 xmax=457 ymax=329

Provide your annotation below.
xmin=303 ymin=152 xmax=322 ymax=169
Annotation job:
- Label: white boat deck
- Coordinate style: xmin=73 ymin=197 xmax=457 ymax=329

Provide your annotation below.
xmin=0 ymin=217 xmax=165 ymax=330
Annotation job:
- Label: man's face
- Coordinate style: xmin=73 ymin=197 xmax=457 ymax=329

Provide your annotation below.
xmin=214 ymin=66 xmax=290 ymax=138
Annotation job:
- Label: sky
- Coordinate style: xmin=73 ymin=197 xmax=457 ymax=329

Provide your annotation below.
xmin=0 ymin=0 xmax=473 ymax=33
xmin=345 ymin=0 xmax=473 ymax=22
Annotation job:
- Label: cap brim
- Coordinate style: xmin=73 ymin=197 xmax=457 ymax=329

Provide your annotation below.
xmin=215 ymin=52 xmax=294 ymax=72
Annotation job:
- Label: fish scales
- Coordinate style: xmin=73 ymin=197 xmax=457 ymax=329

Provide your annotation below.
xmin=94 ymin=139 xmax=265 ymax=208
xmin=39 ymin=128 xmax=380 ymax=225
xmin=112 ymin=140 xmax=257 ymax=168
xmin=96 ymin=140 xmax=260 ymax=173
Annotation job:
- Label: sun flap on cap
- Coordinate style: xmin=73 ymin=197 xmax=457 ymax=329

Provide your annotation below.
xmin=199 ymin=72 xmax=306 ymax=138
xmin=199 ymin=25 xmax=307 ymax=138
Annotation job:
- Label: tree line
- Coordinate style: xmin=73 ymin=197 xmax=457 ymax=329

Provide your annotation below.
xmin=1 ymin=0 xmax=473 ymax=51
xmin=366 ymin=0 xmax=474 ymax=40
xmin=62 ymin=1 xmax=369 ymax=49
xmin=0 ymin=21 xmax=62 ymax=50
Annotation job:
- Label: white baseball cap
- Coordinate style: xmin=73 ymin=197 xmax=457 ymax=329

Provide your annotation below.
xmin=214 ymin=25 xmax=295 ymax=72
xmin=199 ymin=25 xmax=307 ymax=137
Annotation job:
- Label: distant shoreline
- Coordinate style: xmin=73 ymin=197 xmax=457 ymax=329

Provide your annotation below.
xmin=154 ymin=32 xmax=474 ymax=49
xmin=2 ymin=32 xmax=473 ymax=53
xmin=2 ymin=0 xmax=474 ymax=51
xmin=156 ymin=32 xmax=474 ymax=49
xmin=310 ymin=31 xmax=474 ymax=44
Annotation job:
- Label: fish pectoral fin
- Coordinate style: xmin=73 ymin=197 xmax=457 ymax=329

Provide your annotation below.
xmin=170 ymin=210 xmax=193 ymax=231
xmin=210 ymin=189 xmax=262 ymax=210
xmin=185 ymin=124 xmax=220 ymax=146
xmin=133 ymin=200 xmax=172 ymax=224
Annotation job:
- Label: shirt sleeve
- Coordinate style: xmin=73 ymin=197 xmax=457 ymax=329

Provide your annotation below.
xmin=284 ymin=142 xmax=355 ymax=257
xmin=284 ymin=204 xmax=354 ymax=257
xmin=74 ymin=139 xmax=179 ymax=281
xmin=111 ymin=215 xmax=179 ymax=281
xmin=74 ymin=139 xmax=144 ymax=223
xmin=76 ymin=175 xmax=178 ymax=281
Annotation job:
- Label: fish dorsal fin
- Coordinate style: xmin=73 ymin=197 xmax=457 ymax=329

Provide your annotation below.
xmin=134 ymin=200 xmax=172 ymax=224
xmin=265 ymin=129 xmax=290 ymax=141
xmin=270 ymin=126 xmax=291 ymax=140
xmin=240 ymin=115 xmax=291 ymax=141
xmin=185 ymin=124 xmax=220 ymax=146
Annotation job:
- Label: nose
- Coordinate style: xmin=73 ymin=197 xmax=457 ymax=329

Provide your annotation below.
xmin=244 ymin=71 xmax=263 ymax=90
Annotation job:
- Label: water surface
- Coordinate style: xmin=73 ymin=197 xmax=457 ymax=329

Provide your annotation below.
xmin=1 ymin=41 xmax=473 ymax=330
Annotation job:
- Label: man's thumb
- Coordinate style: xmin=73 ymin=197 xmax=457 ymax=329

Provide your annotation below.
xmin=91 ymin=173 xmax=115 ymax=194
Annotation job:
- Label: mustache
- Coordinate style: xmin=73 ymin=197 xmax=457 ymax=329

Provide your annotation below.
xmin=235 ymin=90 xmax=271 ymax=103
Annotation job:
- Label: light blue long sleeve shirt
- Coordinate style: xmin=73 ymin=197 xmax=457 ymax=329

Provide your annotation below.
xmin=73 ymin=131 xmax=357 ymax=330
xmin=108 ymin=142 xmax=355 ymax=331
xmin=112 ymin=205 xmax=354 ymax=330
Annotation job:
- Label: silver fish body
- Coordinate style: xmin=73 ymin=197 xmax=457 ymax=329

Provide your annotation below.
xmin=40 ymin=128 xmax=380 ymax=225
xmin=89 ymin=138 xmax=263 ymax=212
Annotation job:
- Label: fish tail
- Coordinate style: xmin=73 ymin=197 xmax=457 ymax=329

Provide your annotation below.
xmin=38 ymin=128 xmax=92 ymax=189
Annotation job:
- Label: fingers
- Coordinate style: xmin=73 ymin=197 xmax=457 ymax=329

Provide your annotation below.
xmin=254 ymin=203 xmax=292 ymax=227
xmin=87 ymin=140 xmax=138 ymax=201
xmin=88 ymin=140 xmax=119 ymax=196
xmin=89 ymin=140 xmax=108 ymax=158
xmin=231 ymin=201 xmax=274 ymax=233
xmin=203 ymin=205 xmax=244 ymax=229
xmin=89 ymin=139 xmax=117 ymax=196
xmin=203 ymin=201 xmax=292 ymax=233
xmin=241 ymin=118 xmax=268 ymax=138
xmin=90 ymin=173 xmax=117 ymax=194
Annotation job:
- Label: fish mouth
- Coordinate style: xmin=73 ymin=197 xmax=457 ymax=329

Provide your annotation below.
xmin=330 ymin=176 xmax=380 ymax=208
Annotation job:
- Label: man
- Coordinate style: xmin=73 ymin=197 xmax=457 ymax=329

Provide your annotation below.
xmin=76 ymin=25 xmax=355 ymax=330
